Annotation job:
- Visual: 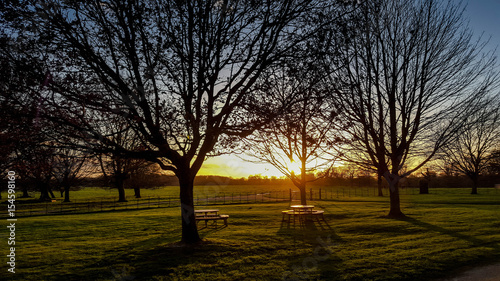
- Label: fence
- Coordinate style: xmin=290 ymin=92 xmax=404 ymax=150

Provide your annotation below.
xmin=4 ymin=186 xmax=498 ymax=218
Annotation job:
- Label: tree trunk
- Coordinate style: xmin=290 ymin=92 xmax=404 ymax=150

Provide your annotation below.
xmin=49 ymin=188 xmax=56 ymax=199
xmin=419 ymin=179 xmax=429 ymax=194
xmin=64 ymin=184 xmax=71 ymax=202
xmin=38 ymin=182 xmax=51 ymax=202
xmin=388 ymin=186 xmax=404 ymax=218
xmin=21 ymin=186 xmax=30 ymax=198
xmin=134 ymin=187 xmax=141 ymax=198
xmin=377 ymin=174 xmax=384 ymax=197
xmin=116 ymin=175 xmax=128 ymax=202
xmin=299 ymin=186 xmax=307 ymax=205
xmin=178 ymin=171 xmax=201 ymax=244
xmin=385 ymin=173 xmax=405 ymax=218
xmin=471 ymin=176 xmax=478 ymax=194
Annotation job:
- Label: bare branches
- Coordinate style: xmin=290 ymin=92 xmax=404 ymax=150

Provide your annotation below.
xmin=440 ymin=95 xmax=500 ymax=193
xmin=324 ymin=0 xmax=499 ymax=216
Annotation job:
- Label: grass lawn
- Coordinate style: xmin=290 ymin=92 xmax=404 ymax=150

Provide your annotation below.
xmin=3 ymin=188 xmax=500 ymax=280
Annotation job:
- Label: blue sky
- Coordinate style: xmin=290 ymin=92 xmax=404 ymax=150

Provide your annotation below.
xmin=459 ymin=0 xmax=500 ymax=56
xmin=198 ymin=0 xmax=500 ymax=178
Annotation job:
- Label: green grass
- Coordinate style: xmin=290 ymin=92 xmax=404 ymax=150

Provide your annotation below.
xmin=8 ymin=185 xmax=499 ymax=204
xmin=8 ymin=185 xmax=296 ymax=201
xmin=3 ymin=188 xmax=500 ymax=281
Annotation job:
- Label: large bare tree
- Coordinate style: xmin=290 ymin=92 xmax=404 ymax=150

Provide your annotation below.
xmin=324 ymin=0 xmax=498 ymax=217
xmin=1 ymin=0 xmax=335 ymax=243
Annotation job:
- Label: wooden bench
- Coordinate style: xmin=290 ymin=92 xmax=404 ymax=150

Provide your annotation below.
xmin=311 ymin=210 xmax=325 ymax=222
xmin=282 ymin=210 xmax=326 ymax=224
xmin=196 ymin=214 xmax=229 ymax=226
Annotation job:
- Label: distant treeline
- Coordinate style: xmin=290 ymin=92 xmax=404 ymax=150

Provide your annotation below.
xmin=11 ymin=173 xmax=499 ymax=194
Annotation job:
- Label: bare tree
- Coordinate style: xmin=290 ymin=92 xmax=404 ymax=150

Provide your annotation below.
xmin=440 ymin=96 xmax=500 ymax=194
xmin=52 ymin=145 xmax=93 ymax=202
xmin=2 ymin=0 xmax=336 ymax=242
xmin=487 ymin=148 xmax=500 ymax=176
xmin=128 ymin=163 xmax=162 ymax=199
xmin=324 ymin=0 xmax=498 ymax=217
xmin=12 ymin=138 xmax=56 ymax=202
xmin=96 ymin=116 xmax=151 ymax=202
xmin=241 ymin=64 xmax=338 ymax=205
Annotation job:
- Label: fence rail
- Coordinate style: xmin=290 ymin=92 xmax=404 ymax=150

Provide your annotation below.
xmin=3 ymin=186 xmax=498 ymax=218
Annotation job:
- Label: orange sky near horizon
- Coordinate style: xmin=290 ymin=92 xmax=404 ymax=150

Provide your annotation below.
xmin=197 ymin=154 xmax=283 ymax=178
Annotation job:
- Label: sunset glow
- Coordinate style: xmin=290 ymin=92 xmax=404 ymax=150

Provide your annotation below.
xmin=288 ymin=158 xmax=302 ymax=175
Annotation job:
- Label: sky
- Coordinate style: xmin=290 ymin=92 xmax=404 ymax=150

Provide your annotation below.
xmin=198 ymin=0 xmax=500 ymax=179
xmin=459 ymin=0 xmax=500 ymax=55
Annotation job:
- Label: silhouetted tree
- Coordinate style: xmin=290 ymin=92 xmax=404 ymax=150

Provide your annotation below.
xmin=128 ymin=163 xmax=162 ymax=198
xmin=487 ymin=148 xmax=500 ymax=176
xmin=324 ymin=0 xmax=498 ymax=217
xmin=96 ymin=117 xmax=151 ymax=202
xmin=0 ymin=19 xmax=48 ymax=199
xmin=52 ymin=144 xmax=93 ymax=202
xmin=13 ymin=138 xmax=56 ymax=202
xmin=1 ymin=1 xmax=337 ymax=243
xmin=241 ymin=63 xmax=338 ymax=205
xmin=441 ymin=96 xmax=500 ymax=194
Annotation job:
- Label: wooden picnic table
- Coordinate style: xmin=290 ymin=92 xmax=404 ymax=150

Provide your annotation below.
xmin=195 ymin=209 xmax=219 ymax=217
xmin=195 ymin=209 xmax=229 ymax=226
xmin=290 ymin=205 xmax=315 ymax=213
xmin=283 ymin=205 xmax=326 ymax=225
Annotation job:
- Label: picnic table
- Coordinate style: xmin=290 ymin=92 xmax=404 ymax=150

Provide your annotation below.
xmin=282 ymin=205 xmax=325 ymax=225
xmin=195 ymin=209 xmax=229 ymax=226
xmin=290 ymin=205 xmax=315 ymax=213
xmin=195 ymin=209 xmax=220 ymax=217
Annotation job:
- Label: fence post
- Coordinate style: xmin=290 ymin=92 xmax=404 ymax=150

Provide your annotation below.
xmin=46 ymin=202 xmax=48 ymax=215
xmin=289 ymin=189 xmax=292 ymax=202
xmin=319 ymin=188 xmax=322 ymax=200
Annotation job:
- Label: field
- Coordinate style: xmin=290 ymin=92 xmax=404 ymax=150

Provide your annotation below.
xmin=2 ymin=186 xmax=500 ymax=280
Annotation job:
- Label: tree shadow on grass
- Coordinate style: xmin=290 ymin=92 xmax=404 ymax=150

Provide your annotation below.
xmin=277 ymin=221 xmax=346 ymax=281
xmin=197 ymin=221 xmax=228 ymax=230
xmin=400 ymin=216 xmax=500 ymax=251
xmin=114 ymin=238 xmax=247 ymax=280
xmin=280 ymin=217 xmax=331 ymax=230
xmin=398 ymin=216 xmax=500 ymax=280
